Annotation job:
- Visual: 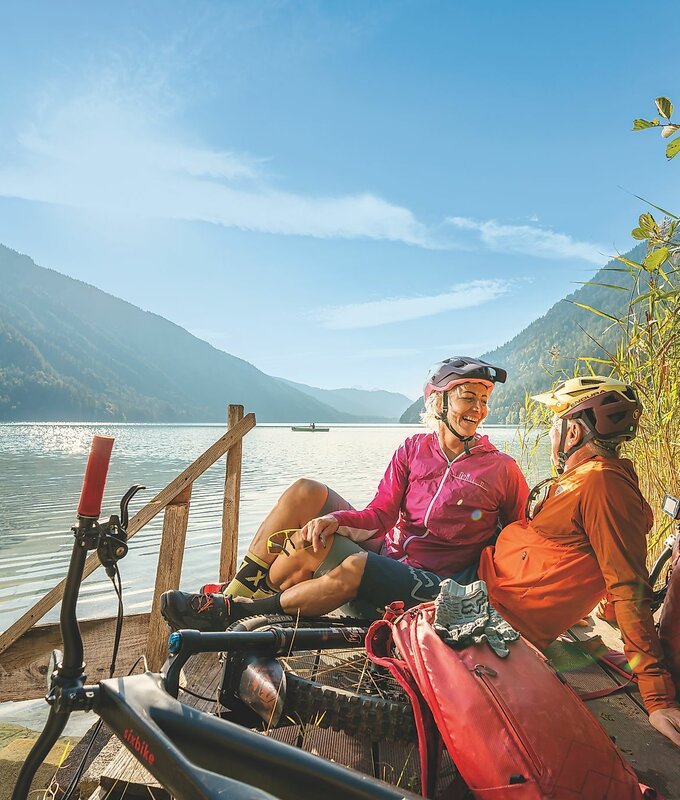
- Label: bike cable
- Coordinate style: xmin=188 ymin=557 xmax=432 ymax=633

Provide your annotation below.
xmin=59 ymin=562 xmax=127 ymax=800
xmin=179 ymin=685 xmax=221 ymax=704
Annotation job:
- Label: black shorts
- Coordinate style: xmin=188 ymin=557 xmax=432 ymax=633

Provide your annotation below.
xmin=355 ymin=553 xmax=478 ymax=614
xmin=316 ymin=484 xmax=478 ymax=618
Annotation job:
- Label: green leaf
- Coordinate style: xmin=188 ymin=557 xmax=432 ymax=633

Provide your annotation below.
xmin=573 ymin=281 xmax=629 ymax=292
xmin=633 ymin=118 xmax=657 ymax=130
xmin=666 ymin=137 xmax=680 ymax=160
xmin=615 ymin=256 xmax=645 ymax=270
xmin=631 ymin=194 xmax=679 ymax=220
xmin=631 ymin=227 xmax=648 ymax=240
xmin=655 ymin=97 xmax=673 ymax=119
xmin=639 ymin=212 xmax=658 ymax=233
xmin=644 ymin=247 xmax=670 ymax=270
xmin=631 ymin=287 xmax=680 ymax=306
xmin=568 ymin=301 xmax=619 ymax=323
xmin=574 ymin=356 xmax=614 ymax=365
xmin=661 ymin=124 xmax=680 ymax=139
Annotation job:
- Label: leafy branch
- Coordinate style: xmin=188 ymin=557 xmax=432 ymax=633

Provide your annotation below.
xmin=633 ymin=96 xmax=680 ymax=160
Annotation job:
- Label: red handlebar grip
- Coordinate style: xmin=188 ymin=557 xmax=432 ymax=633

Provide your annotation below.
xmin=77 ymin=436 xmax=115 ymax=518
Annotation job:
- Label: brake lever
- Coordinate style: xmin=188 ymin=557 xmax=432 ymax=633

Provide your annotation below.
xmin=97 ymin=484 xmax=146 ymax=577
xmin=120 ymin=483 xmax=146 ymax=529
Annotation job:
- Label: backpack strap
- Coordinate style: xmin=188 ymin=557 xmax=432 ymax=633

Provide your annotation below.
xmin=570 ymin=636 xmax=638 ymax=700
xmin=366 ymin=612 xmax=441 ymax=797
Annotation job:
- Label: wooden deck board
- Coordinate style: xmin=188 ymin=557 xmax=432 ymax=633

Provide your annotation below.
xmin=548 ymin=615 xmax=680 ymax=798
xmin=0 ymin=613 xmax=150 ymax=702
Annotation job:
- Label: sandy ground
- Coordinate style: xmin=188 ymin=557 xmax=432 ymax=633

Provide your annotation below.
xmin=0 ymin=699 xmax=97 ymax=799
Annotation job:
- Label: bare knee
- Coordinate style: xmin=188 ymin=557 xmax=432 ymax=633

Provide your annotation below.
xmin=324 ymin=552 xmax=368 ymax=596
xmin=277 ymin=478 xmax=328 ymax=522
xmin=285 ymin=478 xmax=328 ymax=506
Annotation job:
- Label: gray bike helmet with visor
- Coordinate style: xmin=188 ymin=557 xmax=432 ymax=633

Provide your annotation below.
xmin=424 ymin=357 xmax=507 ymax=453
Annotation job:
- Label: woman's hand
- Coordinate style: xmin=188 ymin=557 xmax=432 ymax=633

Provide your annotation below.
xmin=301 ymin=514 xmax=339 ymax=553
xmin=649 ymin=706 xmax=680 ymax=747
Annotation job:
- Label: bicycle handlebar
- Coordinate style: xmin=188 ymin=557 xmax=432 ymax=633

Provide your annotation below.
xmin=77 ymin=435 xmax=114 ymax=518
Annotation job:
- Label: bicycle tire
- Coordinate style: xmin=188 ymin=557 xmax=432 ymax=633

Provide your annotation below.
xmin=222 ymin=614 xmax=417 ymax=743
xmin=649 ymin=544 xmax=673 ymax=589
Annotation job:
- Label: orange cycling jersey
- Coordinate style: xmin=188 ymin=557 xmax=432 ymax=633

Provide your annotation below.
xmin=479 ymin=452 xmax=676 ymax=713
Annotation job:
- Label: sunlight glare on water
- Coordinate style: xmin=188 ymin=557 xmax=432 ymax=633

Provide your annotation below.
xmin=0 ymin=423 xmax=550 ymax=633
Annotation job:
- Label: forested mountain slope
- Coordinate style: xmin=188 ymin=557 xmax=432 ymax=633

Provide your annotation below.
xmin=401 ymin=244 xmax=646 ymax=424
xmin=0 ymin=245 xmax=365 ymax=422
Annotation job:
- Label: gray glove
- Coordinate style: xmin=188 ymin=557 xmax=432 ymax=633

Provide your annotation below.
xmin=483 ymin=606 xmax=520 ymax=658
xmin=433 ymin=579 xmax=489 ymax=644
xmin=433 ymin=578 xmax=519 ymax=658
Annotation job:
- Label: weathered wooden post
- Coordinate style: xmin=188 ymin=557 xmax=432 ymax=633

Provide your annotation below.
xmin=146 ymin=484 xmax=193 ymax=670
xmin=220 ymin=404 xmax=244 ymax=584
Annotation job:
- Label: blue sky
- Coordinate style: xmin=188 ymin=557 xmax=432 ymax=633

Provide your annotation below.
xmin=0 ymin=1 xmax=677 ymax=398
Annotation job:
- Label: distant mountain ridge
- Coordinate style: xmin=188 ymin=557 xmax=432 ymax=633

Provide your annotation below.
xmin=0 ymin=244 xmax=404 ymax=423
xmin=400 ymin=244 xmax=647 ymax=424
xmin=278 ymin=377 xmax=412 ymax=421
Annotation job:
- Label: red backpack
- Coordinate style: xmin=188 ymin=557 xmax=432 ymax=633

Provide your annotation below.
xmin=367 ymin=601 xmax=656 ymax=800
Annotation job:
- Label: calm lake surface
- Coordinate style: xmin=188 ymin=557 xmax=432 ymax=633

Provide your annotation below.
xmin=0 ymin=423 xmax=550 ymax=634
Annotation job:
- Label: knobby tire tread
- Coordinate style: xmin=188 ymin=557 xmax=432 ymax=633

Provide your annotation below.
xmin=226 ymin=614 xmax=416 ymax=742
xmin=283 ymin=674 xmax=416 ymax=742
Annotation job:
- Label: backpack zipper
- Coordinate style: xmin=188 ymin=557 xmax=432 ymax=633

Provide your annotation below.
xmin=471 ymin=664 xmax=543 ymax=776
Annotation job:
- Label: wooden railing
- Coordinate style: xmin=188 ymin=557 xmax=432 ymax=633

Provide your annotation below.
xmin=0 ymin=405 xmax=255 ymax=671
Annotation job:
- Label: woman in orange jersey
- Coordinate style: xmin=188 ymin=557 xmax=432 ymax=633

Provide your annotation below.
xmin=479 ymin=376 xmax=680 ymax=748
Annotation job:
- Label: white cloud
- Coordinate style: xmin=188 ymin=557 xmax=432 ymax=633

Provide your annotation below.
xmin=0 ymin=93 xmax=430 ymax=247
xmin=445 ymin=216 xmax=605 ymax=264
xmin=316 ymin=279 xmax=511 ymax=330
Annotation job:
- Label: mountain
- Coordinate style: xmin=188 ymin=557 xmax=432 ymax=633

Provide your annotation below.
xmin=0 ymin=245 xmax=376 ymax=423
xmin=400 ymin=244 xmax=647 ymax=424
xmin=278 ymin=378 xmax=413 ymax=422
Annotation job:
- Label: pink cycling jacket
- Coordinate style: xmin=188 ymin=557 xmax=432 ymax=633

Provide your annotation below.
xmin=332 ymin=432 xmax=529 ymax=578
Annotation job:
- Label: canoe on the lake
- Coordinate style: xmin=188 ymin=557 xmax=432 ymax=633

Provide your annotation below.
xmin=291 ymin=424 xmax=329 ymax=432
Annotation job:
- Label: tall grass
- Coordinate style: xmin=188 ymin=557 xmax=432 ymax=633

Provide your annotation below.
xmin=519 ymin=212 xmax=679 ymax=562
xmin=592 ymin=214 xmax=680 ymax=556
xmin=517 ymin=96 xmax=679 ymax=562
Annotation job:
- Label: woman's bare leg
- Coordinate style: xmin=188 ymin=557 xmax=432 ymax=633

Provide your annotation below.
xmin=268 ymin=530 xmax=337 ymax=590
xmin=222 ymin=478 xmax=330 ymax=597
xmin=161 ymin=551 xmax=369 ymax=631
xmin=249 ymin=478 xmax=329 ymax=562
xmin=277 ymin=552 xmax=368 ymax=616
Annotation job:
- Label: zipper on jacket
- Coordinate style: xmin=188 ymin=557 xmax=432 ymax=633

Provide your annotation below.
xmin=422 ymin=460 xmax=455 ymax=530
xmin=422 ymin=439 xmax=481 ymax=529
xmin=471 ymin=664 xmax=543 ymax=776
xmin=403 ymin=438 xmax=481 ymax=553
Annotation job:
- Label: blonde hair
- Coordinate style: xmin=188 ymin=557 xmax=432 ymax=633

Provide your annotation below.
xmin=420 ymin=383 xmax=492 ymax=432
xmin=420 ymin=391 xmax=443 ymax=431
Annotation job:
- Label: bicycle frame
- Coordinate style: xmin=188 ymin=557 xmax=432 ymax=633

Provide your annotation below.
xmin=11 ymin=437 xmax=417 ymax=800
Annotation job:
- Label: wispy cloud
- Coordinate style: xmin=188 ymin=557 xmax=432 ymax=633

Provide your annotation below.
xmin=0 ymin=90 xmax=430 ymax=247
xmin=316 ymin=280 xmax=511 ymax=330
xmin=445 ymin=216 xmax=605 ymax=264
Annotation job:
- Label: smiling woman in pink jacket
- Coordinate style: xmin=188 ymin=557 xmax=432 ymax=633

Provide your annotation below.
xmin=161 ymin=357 xmax=529 ymax=632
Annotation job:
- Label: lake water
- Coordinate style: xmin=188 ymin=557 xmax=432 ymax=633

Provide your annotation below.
xmin=0 ymin=423 xmax=550 ymax=635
